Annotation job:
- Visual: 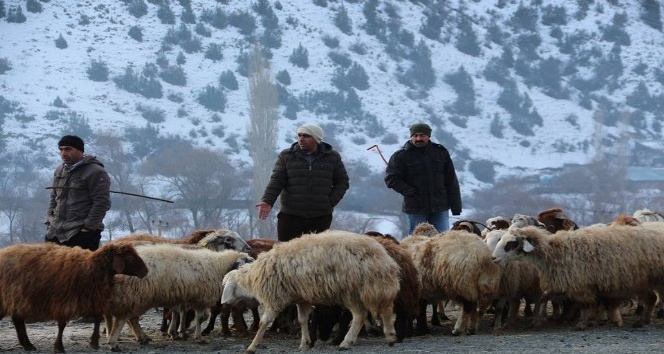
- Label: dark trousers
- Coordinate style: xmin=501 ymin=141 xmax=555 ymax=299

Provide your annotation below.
xmin=277 ymin=212 xmax=333 ymax=242
xmin=46 ymin=230 xmax=102 ymax=251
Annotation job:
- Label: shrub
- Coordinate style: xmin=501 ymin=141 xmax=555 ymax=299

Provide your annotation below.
xmin=129 ymin=26 xmax=143 ymax=42
xmin=469 ymin=160 xmax=496 ymax=183
xmin=228 ymin=10 xmax=256 ymax=36
xmin=197 ymin=85 xmax=226 ymax=112
xmin=218 ymin=70 xmax=238 ymax=90
xmin=157 ymin=3 xmax=175 ymax=24
xmin=26 ymin=0 xmax=42 ymax=13
xmin=159 ymin=65 xmax=187 ymax=86
xmin=276 ymin=70 xmax=291 ymax=85
xmin=79 ymin=14 xmax=91 ymax=25
xmin=334 ymin=6 xmax=352 ymax=34
xmin=137 ymin=105 xmax=166 ymax=123
xmin=328 ymin=51 xmax=351 ymax=68
xmin=0 ymin=58 xmax=11 ymax=75
xmin=87 ymin=59 xmax=109 ymax=82
xmin=322 ymin=35 xmax=339 ymax=48
xmin=205 ymin=43 xmax=223 ymax=61
xmin=195 ymin=23 xmax=212 ymax=37
xmin=53 ymin=96 xmax=67 ymax=108
xmin=127 ymin=0 xmax=148 ymax=18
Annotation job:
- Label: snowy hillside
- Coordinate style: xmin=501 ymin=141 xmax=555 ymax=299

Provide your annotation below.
xmin=2 ymin=0 xmax=664 ymax=195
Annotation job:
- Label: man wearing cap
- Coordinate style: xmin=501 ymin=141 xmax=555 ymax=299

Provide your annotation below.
xmin=385 ymin=123 xmax=462 ymax=234
xmin=45 ymin=135 xmax=111 ymax=251
xmin=256 ymin=124 xmax=350 ymax=241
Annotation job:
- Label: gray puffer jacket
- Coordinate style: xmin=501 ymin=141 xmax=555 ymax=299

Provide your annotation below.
xmin=46 ymin=155 xmax=111 ymax=242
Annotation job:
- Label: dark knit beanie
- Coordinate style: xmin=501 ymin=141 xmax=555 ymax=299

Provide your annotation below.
xmin=409 ymin=123 xmax=432 ymax=137
xmin=58 ymin=135 xmax=85 ymax=152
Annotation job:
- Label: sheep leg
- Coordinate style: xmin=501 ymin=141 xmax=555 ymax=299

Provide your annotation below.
xmin=492 ymin=298 xmax=507 ymax=330
xmin=415 ymin=300 xmax=430 ymax=335
xmin=202 ymin=303 xmax=221 ymax=336
xmin=12 ymin=317 xmax=36 ymax=351
xmin=107 ymin=316 xmax=128 ymax=351
xmin=634 ymin=291 xmax=657 ymax=328
xmin=167 ymin=307 xmax=181 ymax=340
xmin=296 ymin=303 xmax=314 ymax=350
xmin=192 ymin=309 xmax=208 ymax=341
xmin=250 ymin=305 xmax=261 ymax=331
xmin=246 ymin=308 xmax=278 ymax=354
xmin=90 ymin=317 xmax=101 ymax=349
xmin=378 ymin=306 xmax=397 ymax=346
xmin=505 ymin=298 xmax=520 ymax=328
xmin=177 ymin=307 xmax=189 ymax=340
xmin=338 ymin=305 xmax=367 ymax=349
xmin=127 ymin=316 xmax=151 ymax=344
xmin=55 ymin=320 xmax=67 ymax=353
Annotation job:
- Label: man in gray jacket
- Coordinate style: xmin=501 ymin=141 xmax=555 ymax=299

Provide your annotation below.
xmin=45 ymin=135 xmax=111 ymax=251
xmin=256 ymin=124 xmax=349 ymax=241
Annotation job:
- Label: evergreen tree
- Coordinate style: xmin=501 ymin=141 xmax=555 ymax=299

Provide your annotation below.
xmin=181 ymin=6 xmax=196 ymax=24
xmin=7 ymin=6 xmax=27 ymax=23
xmin=176 ymin=51 xmax=186 ymax=65
xmin=444 ymin=66 xmax=478 ymax=116
xmin=55 ymin=34 xmax=68 ymax=49
xmin=127 ymin=0 xmax=148 ymax=18
xmin=289 ymin=43 xmax=309 ymax=69
xmin=641 ymin=0 xmax=663 ymax=31
xmin=346 ymin=63 xmax=369 ymax=90
xmin=197 ymin=85 xmax=226 ymax=112
xmin=159 ymin=65 xmax=186 ymax=86
xmin=334 ymin=5 xmax=352 ymax=35
xmin=26 ymin=0 xmax=42 ymax=13
xmin=0 ymin=0 xmax=5 ymax=19
xmin=408 ymin=40 xmax=435 ymax=89
xmin=276 ymin=70 xmax=291 ymax=85
xmin=455 ymin=17 xmax=481 ymax=57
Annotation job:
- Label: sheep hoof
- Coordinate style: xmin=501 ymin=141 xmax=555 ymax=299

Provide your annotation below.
xmin=574 ymin=323 xmax=587 ymax=331
xmin=110 ymin=345 xmax=122 ymax=352
xmin=388 ymin=340 xmax=396 ymax=347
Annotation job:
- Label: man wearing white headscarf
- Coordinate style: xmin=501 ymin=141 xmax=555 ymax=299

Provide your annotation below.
xmin=256 ymin=123 xmax=349 ymax=241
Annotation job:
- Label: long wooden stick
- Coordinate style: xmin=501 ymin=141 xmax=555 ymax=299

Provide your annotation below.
xmin=367 ymin=144 xmax=388 ymax=165
xmin=46 ymin=186 xmax=174 ymax=203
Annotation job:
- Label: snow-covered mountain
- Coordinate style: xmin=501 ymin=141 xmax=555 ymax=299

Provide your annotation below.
xmin=2 ymin=0 xmax=664 ymax=196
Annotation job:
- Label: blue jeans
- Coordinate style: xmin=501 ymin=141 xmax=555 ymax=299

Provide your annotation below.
xmin=407 ymin=211 xmax=450 ymax=235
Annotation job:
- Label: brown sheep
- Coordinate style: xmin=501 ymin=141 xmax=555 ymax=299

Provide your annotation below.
xmin=536 ymin=207 xmax=579 ymax=233
xmin=0 ymin=242 xmax=148 ymax=353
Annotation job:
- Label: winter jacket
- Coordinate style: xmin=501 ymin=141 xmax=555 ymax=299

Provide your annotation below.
xmin=261 ymin=142 xmax=349 ymax=218
xmin=385 ymin=140 xmax=462 ymax=215
xmin=46 ymin=155 xmax=111 ymax=243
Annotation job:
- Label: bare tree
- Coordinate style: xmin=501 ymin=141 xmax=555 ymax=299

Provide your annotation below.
xmin=139 ymin=140 xmax=247 ymax=229
xmin=248 ymin=43 xmax=279 ymax=238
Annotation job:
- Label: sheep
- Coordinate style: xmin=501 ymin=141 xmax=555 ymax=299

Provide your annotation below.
xmin=113 ymin=229 xmax=252 ymax=337
xmin=308 ymin=232 xmax=421 ymax=345
xmin=491 ymin=225 xmax=664 ymax=330
xmin=220 ymin=230 xmax=400 ymax=353
xmin=104 ymin=244 xmax=253 ymax=351
xmin=401 ymin=230 xmax=501 ymax=336
xmin=536 ymin=207 xmax=579 ymax=233
xmin=484 ymin=229 xmax=542 ymax=330
xmin=633 ymin=208 xmax=664 ymax=222
xmin=509 ymin=213 xmax=546 ymax=230
xmin=202 ymin=238 xmax=279 ymax=336
xmin=451 ymin=220 xmax=484 ymax=237
xmin=0 ymin=242 xmax=148 ymax=353
xmin=481 ymin=216 xmax=510 ymax=238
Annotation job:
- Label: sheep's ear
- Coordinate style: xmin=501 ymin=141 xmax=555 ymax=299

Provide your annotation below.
xmin=522 ymin=239 xmax=535 ymax=253
xmin=112 ymin=254 xmax=126 ymax=274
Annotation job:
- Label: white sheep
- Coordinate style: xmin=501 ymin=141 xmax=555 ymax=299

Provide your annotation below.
xmin=104 ymin=244 xmax=253 ymax=351
xmin=492 ymin=225 xmax=664 ymax=330
xmin=484 ymin=229 xmax=542 ymax=330
xmin=400 ymin=230 xmax=501 ymax=335
xmin=220 ymin=230 xmax=400 ymax=353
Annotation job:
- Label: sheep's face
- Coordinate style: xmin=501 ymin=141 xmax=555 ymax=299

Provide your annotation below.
xmin=200 ymin=230 xmax=253 ymax=253
xmin=491 ymin=230 xmax=535 ymax=264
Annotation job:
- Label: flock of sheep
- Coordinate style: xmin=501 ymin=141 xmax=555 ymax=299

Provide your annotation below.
xmin=0 ymin=208 xmax=663 ymax=353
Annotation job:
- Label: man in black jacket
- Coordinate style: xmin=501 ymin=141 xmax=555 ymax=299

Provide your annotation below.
xmin=385 ymin=123 xmax=462 ymax=234
xmin=256 ymin=124 xmax=350 ymax=241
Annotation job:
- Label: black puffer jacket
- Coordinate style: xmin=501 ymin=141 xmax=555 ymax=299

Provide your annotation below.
xmin=385 ymin=141 xmax=462 ymax=215
xmin=261 ymin=142 xmax=349 ymax=218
